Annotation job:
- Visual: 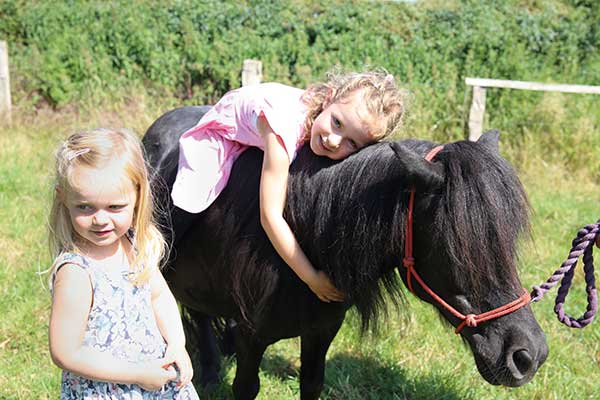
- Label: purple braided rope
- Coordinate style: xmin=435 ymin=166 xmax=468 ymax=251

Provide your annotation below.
xmin=530 ymin=220 xmax=599 ymax=328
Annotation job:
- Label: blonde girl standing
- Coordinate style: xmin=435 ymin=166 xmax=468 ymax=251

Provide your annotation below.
xmin=48 ymin=128 xmax=199 ymax=399
xmin=172 ymin=70 xmax=407 ymax=302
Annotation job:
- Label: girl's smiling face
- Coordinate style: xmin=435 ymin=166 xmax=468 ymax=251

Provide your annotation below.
xmin=309 ymin=90 xmax=377 ymax=160
xmin=63 ymin=161 xmax=137 ymax=255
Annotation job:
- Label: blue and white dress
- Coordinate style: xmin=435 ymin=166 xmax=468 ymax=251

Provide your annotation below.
xmin=50 ymin=252 xmax=199 ymax=399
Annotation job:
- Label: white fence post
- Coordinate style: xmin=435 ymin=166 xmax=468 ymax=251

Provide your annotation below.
xmin=242 ymin=59 xmax=262 ymax=87
xmin=467 ymin=86 xmax=486 ymax=141
xmin=0 ymin=40 xmax=11 ymax=125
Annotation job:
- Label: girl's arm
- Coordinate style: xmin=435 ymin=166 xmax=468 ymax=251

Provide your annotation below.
xmin=257 ymin=115 xmax=343 ymax=302
xmin=49 ymin=264 xmax=176 ymax=390
xmin=150 ymin=268 xmax=193 ymax=388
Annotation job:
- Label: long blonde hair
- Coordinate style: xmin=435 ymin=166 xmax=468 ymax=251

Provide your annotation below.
xmin=48 ymin=128 xmax=166 ymax=285
xmin=302 ymin=69 xmax=408 ymax=141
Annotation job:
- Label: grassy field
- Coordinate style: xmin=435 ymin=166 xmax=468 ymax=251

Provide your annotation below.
xmin=0 ymin=100 xmax=599 ymax=399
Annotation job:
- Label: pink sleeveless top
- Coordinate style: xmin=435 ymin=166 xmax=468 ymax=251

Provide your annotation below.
xmin=172 ymin=83 xmax=308 ymax=213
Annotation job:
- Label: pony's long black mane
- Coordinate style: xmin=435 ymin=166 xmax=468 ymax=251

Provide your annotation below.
xmin=285 ymin=144 xmax=411 ymax=330
xmin=282 ymin=139 xmax=529 ymax=329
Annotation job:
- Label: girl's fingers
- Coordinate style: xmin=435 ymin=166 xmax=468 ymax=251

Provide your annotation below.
xmin=178 ymin=372 xmax=192 ymax=388
xmin=163 ymin=365 xmax=177 ymax=381
xmin=160 ymin=354 xmax=176 ymax=369
xmin=176 ymin=364 xmax=193 ymax=388
xmin=328 ymin=289 xmax=344 ymax=300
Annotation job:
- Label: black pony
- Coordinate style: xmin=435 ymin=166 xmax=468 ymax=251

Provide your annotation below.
xmin=142 ymin=107 xmax=548 ymax=399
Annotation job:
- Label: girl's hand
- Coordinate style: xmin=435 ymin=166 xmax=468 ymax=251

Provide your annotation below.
xmin=306 ymin=270 xmax=345 ymax=302
xmin=163 ymin=344 xmax=194 ymax=388
xmin=136 ymin=359 xmax=178 ymax=391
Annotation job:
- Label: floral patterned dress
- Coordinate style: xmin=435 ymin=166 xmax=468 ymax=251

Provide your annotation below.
xmin=50 ymin=252 xmax=199 ymax=399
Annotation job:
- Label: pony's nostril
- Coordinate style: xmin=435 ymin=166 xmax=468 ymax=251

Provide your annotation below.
xmin=512 ymin=349 xmax=534 ymax=376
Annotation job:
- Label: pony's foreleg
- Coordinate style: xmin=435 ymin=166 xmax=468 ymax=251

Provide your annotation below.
xmin=299 ymin=317 xmax=345 ymax=400
xmin=180 ymin=306 xmax=221 ymax=391
xmin=231 ymin=327 xmax=268 ymax=400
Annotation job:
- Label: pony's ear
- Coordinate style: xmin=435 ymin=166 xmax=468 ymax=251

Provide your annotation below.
xmin=477 ymin=129 xmax=500 ymax=153
xmin=389 ymin=142 xmax=445 ymax=191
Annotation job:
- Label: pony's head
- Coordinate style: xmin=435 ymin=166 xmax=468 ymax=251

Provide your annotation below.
xmin=287 ymin=130 xmax=547 ymax=387
xmin=388 ymin=131 xmax=547 ymax=386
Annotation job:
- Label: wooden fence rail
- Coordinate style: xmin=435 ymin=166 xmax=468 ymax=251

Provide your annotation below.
xmin=466 ymin=77 xmax=600 ymax=141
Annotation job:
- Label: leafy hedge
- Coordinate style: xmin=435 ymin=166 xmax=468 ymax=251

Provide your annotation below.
xmin=1 ymin=0 xmax=599 ymax=152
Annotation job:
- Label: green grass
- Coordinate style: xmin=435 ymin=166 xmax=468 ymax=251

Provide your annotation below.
xmin=1 ymin=101 xmax=599 ymax=399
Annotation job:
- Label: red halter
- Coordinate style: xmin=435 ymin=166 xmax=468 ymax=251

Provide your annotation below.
xmin=402 ymin=145 xmax=531 ymax=334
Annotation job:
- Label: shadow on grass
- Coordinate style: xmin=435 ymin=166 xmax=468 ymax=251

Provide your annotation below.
xmin=203 ymin=352 xmax=466 ymax=400
xmin=321 ymin=353 xmax=465 ymax=400
xmin=193 ymin=351 xmax=470 ymax=400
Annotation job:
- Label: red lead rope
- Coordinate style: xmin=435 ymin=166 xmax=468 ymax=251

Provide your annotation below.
xmin=402 ymin=145 xmax=531 ymax=334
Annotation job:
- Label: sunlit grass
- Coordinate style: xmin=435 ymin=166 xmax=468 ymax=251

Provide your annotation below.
xmin=1 ymin=95 xmax=598 ymax=399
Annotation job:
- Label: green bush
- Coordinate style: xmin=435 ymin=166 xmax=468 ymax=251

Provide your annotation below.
xmin=0 ymin=0 xmax=598 ymax=173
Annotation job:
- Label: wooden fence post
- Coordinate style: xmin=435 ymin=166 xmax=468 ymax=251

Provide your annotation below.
xmin=468 ymin=85 xmax=486 ymax=141
xmin=242 ymin=59 xmax=262 ymax=87
xmin=0 ymin=40 xmax=11 ymax=125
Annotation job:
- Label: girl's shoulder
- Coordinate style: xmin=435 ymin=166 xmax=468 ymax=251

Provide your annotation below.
xmin=229 ymin=82 xmax=304 ymax=104
xmin=49 ymin=252 xmax=92 ymax=293
xmin=257 ymin=82 xmax=302 ymax=91
xmin=54 ymin=252 xmax=90 ymax=267
xmin=245 ymin=82 xmax=304 ymax=98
